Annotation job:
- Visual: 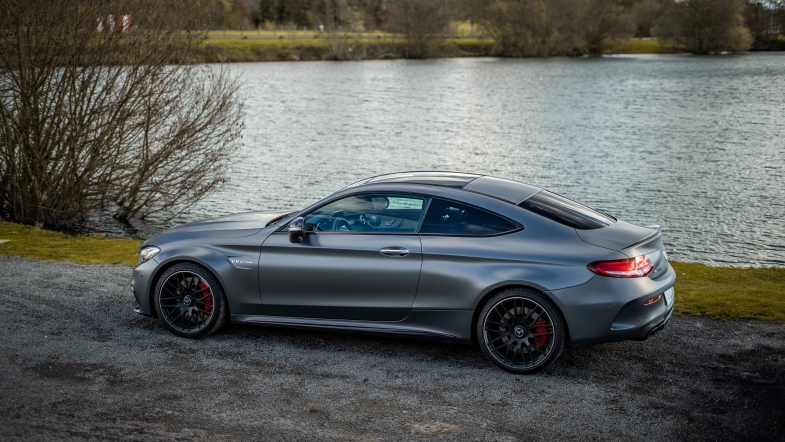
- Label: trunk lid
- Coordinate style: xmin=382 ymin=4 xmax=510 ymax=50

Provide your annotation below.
xmin=577 ymin=221 xmax=669 ymax=280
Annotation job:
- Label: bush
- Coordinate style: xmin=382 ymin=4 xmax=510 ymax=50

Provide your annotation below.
xmin=0 ymin=0 xmax=243 ymax=229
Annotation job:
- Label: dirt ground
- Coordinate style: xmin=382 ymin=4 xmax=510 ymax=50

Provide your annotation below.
xmin=1 ymin=256 xmax=783 ymax=441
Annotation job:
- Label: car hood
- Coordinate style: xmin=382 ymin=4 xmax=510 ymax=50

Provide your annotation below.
xmin=165 ymin=210 xmax=292 ymax=235
xmin=142 ymin=210 xmax=293 ymax=247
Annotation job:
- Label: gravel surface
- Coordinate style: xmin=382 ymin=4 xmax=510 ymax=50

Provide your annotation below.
xmin=1 ymin=255 xmax=783 ymax=441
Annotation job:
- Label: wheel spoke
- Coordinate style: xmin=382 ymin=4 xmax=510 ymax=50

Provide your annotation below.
xmin=523 ymin=342 xmax=534 ymax=363
xmin=533 ymin=336 xmax=549 ymax=347
xmin=490 ymin=340 xmax=509 ymax=352
xmin=487 ymin=334 xmax=507 ymax=344
xmin=502 ymin=344 xmax=512 ymax=365
xmin=493 ymin=306 xmax=509 ymax=324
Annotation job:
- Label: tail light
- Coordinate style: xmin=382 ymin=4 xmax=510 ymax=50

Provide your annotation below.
xmin=587 ymin=255 xmax=654 ymax=278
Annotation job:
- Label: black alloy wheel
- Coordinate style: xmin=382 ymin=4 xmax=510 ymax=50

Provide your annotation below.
xmin=154 ymin=262 xmax=228 ymax=338
xmin=477 ymin=288 xmax=565 ymax=374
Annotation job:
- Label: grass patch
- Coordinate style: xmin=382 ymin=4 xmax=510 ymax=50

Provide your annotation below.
xmin=671 ymin=262 xmax=784 ymax=321
xmin=0 ymin=221 xmax=782 ymax=321
xmin=606 ymin=39 xmax=685 ymax=54
xmin=0 ymin=221 xmax=140 ymax=266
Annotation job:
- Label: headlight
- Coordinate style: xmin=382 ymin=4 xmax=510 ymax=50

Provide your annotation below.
xmin=138 ymin=246 xmax=160 ymax=265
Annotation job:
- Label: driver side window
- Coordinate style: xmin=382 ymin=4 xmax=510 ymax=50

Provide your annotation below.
xmin=305 ymin=194 xmax=428 ymax=234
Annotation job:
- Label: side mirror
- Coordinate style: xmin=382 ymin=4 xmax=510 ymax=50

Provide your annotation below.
xmin=288 ymin=216 xmax=305 ymax=243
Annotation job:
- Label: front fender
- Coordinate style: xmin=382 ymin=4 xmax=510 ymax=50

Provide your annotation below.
xmin=141 ymin=234 xmax=269 ymax=318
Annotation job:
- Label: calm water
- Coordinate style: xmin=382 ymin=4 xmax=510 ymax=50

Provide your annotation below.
xmin=116 ymin=53 xmax=785 ymax=267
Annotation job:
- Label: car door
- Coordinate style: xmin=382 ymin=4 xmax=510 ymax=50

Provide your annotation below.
xmin=258 ymin=193 xmax=429 ymax=321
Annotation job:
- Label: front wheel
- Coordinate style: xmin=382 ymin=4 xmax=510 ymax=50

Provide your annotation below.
xmin=154 ymin=262 xmax=228 ymax=338
xmin=477 ymin=288 xmax=565 ymax=374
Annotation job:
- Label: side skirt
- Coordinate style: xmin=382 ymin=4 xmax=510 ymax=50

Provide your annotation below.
xmin=230 ymin=310 xmax=473 ymax=343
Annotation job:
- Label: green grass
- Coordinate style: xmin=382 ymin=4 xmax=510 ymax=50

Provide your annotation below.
xmin=606 ymin=39 xmax=685 ymax=54
xmin=1 ymin=220 xmax=782 ymax=321
xmin=0 ymin=221 xmax=140 ymax=266
xmin=671 ymin=261 xmax=784 ymax=321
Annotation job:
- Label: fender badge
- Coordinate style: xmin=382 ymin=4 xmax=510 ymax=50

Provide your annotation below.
xmin=228 ymin=258 xmax=254 ymax=268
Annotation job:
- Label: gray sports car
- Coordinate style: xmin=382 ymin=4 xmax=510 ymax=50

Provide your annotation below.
xmin=132 ymin=172 xmax=675 ymax=374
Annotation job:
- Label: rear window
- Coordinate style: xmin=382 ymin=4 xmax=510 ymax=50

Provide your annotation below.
xmin=518 ymin=191 xmax=615 ymax=230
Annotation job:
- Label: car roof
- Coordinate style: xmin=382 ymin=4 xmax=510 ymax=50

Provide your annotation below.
xmin=347 ymin=171 xmax=542 ymax=205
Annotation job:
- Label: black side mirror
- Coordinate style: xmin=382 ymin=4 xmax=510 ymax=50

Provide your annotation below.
xmin=289 ymin=216 xmax=305 ymax=243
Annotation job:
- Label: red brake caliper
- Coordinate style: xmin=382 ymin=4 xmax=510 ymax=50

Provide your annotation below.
xmin=534 ymin=320 xmax=548 ymax=347
xmin=199 ymin=281 xmax=212 ymax=312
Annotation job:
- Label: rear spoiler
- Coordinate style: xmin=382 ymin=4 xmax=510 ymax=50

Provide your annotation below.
xmin=625 ymin=225 xmax=661 ymax=249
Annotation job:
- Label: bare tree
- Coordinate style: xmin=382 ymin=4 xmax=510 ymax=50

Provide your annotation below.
xmin=388 ymin=0 xmax=449 ymax=58
xmin=657 ymin=0 xmax=752 ymax=53
xmin=0 ymin=0 xmax=243 ymax=229
xmin=745 ymin=0 xmax=785 ymax=50
xmin=470 ymin=0 xmax=557 ymax=56
xmin=579 ymin=0 xmax=634 ymax=55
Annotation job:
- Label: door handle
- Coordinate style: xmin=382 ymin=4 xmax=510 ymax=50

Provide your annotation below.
xmin=379 ymin=247 xmax=409 ymax=257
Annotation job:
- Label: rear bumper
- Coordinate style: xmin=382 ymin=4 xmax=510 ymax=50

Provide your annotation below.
xmin=548 ymin=263 xmax=676 ymax=345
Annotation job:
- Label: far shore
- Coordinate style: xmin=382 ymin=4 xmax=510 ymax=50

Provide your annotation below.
xmin=198 ymin=38 xmax=690 ymax=63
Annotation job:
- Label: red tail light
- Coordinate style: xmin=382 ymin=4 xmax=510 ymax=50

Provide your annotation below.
xmin=587 ymin=255 xmax=654 ymax=278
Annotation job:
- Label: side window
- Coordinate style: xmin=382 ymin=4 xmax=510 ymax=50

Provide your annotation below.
xmin=305 ymin=194 xmax=428 ymax=234
xmin=419 ymin=199 xmax=519 ymax=236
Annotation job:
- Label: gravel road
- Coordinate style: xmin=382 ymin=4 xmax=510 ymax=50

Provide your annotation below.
xmin=1 ymin=255 xmax=783 ymax=441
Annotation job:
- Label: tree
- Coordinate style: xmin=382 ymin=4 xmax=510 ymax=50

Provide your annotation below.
xmin=387 ymin=0 xmax=449 ymax=57
xmin=0 ymin=0 xmax=243 ymax=229
xmin=657 ymin=0 xmax=753 ymax=53
xmin=470 ymin=0 xmax=556 ymax=56
xmin=630 ymin=0 xmax=662 ymax=37
xmin=745 ymin=0 xmax=785 ymax=50
xmin=579 ymin=0 xmax=635 ymax=55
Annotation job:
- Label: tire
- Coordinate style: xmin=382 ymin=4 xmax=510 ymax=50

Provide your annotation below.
xmin=154 ymin=262 xmax=228 ymax=339
xmin=477 ymin=288 xmax=565 ymax=374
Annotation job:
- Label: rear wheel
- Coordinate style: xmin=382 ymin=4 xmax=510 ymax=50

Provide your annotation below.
xmin=477 ymin=288 xmax=565 ymax=374
xmin=154 ymin=262 xmax=228 ymax=338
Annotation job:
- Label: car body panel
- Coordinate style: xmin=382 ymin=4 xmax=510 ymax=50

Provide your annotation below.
xmin=230 ymin=309 xmax=474 ymax=342
xmin=576 ymin=220 xmax=657 ymax=252
xmin=259 ymin=232 xmax=423 ymax=321
xmin=548 ymin=262 xmax=676 ymax=344
xmin=134 ymin=227 xmax=279 ymax=317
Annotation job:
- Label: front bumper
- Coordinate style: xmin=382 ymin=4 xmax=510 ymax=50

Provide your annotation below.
xmin=549 ymin=263 xmax=676 ymax=345
xmin=131 ymin=258 xmax=159 ymax=316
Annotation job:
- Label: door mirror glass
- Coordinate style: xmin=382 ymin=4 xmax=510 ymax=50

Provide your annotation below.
xmin=289 ymin=216 xmax=305 ymax=243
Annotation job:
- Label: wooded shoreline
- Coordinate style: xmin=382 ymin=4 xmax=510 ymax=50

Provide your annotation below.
xmin=198 ymin=38 xmax=691 ymax=62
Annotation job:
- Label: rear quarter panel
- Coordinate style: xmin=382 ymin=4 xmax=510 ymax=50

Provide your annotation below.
xmin=415 ymin=212 xmax=628 ymax=314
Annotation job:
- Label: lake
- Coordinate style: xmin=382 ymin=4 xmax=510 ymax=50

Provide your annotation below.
xmin=118 ymin=53 xmax=785 ymax=267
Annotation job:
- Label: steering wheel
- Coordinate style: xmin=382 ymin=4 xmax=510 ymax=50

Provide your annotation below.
xmin=333 ymin=218 xmax=353 ymax=232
